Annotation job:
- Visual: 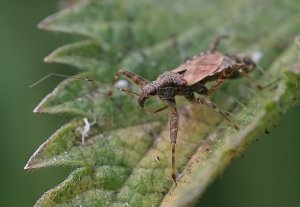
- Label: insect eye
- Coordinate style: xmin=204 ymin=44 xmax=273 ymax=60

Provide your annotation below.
xmin=149 ymin=87 xmax=157 ymax=95
xmin=243 ymin=57 xmax=254 ymax=65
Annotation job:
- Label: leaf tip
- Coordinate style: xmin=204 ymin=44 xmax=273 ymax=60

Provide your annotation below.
xmin=43 ymin=54 xmax=52 ymax=63
xmin=33 ymin=105 xmax=42 ymax=113
xmin=24 ymin=152 xmax=37 ymax=172
xmin=23 ymin=162 xmax=32 ymax=171
xmin=37 ymin=17 xmax=50 ymax=30
xmin=33 ymin=93 xmax=51 ymax=113
xmin=43 ymin=48 xmax=59 ymax=63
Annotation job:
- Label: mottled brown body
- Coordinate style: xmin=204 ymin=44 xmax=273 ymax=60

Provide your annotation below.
xmin=109 ymin=36 xmax=261 ymax=186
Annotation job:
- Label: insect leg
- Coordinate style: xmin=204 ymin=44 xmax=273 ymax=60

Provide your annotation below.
xmin=237 ymin=67 xmax=263 ymax=90
xmin=142 ymin=105 xmax=169 ymax=113
xmin=205 ymin=64 xmax=240 ymax=96
xmin=237 ymin=64 xmax=281 ymax=90
xmin=205 ymin=63 xmax=263 ymax=96
xmin=208 ymin=35 xmax=229 ymax=53
xmin=108 ymin=69 xmax=149 ymax=96
xmin=166 ymin=99 xmax=179 ymax=186
xmin=187 ymin=95 xmax=239 ymax=130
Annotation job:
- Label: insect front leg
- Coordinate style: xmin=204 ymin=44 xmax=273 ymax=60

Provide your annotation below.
xmin=186 ymin=94 xmax=239 ymax=130
xmin=165 ymin=99 xmax=179 ymax=186
xmin=108 ymin=69 xmax=149 ymax=97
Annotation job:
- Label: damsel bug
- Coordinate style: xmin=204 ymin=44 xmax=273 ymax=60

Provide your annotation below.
xmin=31 ymin=36 xmax=263 ymax=186
xmin=109 ymin=35 xmax=263 ymax=185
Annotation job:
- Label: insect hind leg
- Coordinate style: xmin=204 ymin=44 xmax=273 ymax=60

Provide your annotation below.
xmin=205 ymin=64 xmax=240 ymax=96
xmin=208 ymin=35 xmax=229 ymax=53
xmin=186 ymin=95 xmax=239 ymax=130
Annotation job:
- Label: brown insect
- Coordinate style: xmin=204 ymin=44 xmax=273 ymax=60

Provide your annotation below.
xmin=109 ymin=35 xmax=263 ymax=185
xmin=31 ymin=36 xmax=262 ymax=185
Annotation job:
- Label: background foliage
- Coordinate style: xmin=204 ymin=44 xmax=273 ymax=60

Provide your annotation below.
xmin=0 ymin=0 xmax=300 ymax=206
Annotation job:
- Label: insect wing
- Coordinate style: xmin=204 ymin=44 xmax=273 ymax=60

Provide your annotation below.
xmin=173 ymin=53 xmax=224 ymax=86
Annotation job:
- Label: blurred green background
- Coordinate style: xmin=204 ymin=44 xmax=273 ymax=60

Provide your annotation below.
xmin=0 ymin=0 xmax=299 ymax=206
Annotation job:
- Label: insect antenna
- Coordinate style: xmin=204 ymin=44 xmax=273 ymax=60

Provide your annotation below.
xmin=30 ymin=73 xmax=99 ymax=88
xmin=119 ymin=88 xmax=140 ymax=96
xmin=30 ymin=72 xmax=144 ymax=99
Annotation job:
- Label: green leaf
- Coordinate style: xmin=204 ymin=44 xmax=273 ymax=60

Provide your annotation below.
xmin=26 ymin=0 xmax=300 ymax=206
